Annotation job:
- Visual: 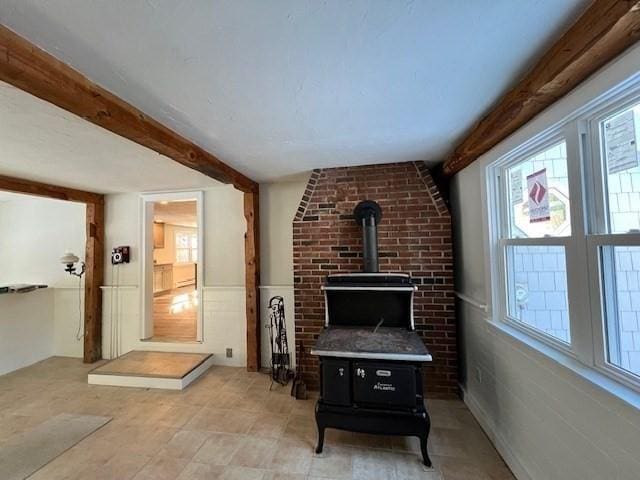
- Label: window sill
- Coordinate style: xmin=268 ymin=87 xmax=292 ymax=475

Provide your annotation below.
xmin=485 ymin=317 xmax=640 ymax=411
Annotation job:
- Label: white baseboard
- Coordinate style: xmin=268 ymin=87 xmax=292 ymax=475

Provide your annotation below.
xmin=88 ymin=355 xmax=215 ymax=390
xmin=460 ymin=384 xmax=532 ymax=480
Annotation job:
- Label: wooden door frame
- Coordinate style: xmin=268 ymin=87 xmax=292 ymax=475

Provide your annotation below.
xmin=0 ymin=174 xmax=104 ymax=363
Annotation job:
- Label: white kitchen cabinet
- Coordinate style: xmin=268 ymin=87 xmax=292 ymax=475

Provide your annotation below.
xmin=153 ymin=264 xmax=173 ymax=294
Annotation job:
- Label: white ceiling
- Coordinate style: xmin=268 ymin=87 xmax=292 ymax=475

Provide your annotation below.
xmin=0 ymin=0 xmax=589 ymax=183
xmin=0 ymin=82 xmax=220 ymax=194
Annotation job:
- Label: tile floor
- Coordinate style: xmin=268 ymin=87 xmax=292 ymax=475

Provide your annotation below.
xmin=0 ymin=357 xmax=515 ymax=480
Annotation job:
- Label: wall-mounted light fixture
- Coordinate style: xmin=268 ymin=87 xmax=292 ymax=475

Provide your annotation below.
xmin=60 ymin=251 xmax=85 ymax=278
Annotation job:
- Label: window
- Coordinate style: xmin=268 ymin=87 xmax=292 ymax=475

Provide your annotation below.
xmin=600 ymin=104 xmax=640 ymax=234
xmin=489 ymin=83 xmax=640 ymax=390
xmin=175 ymin=231 xmax=198 ymax=264
xmin=505 ymin=141 xmax=571 ymax=238
xmin=590 ymin=100 xmax=640 ymax=379
xmin=499 ymin=141 xmax=572 ymax=345
xmin=601 ymin=246 xmax=640 ymax=376
xmin=506 ymin=245 xmax=570 ymax=343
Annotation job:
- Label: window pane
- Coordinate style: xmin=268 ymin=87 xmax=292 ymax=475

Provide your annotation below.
xmin=176 ymin=233 xmax=190 ymax=248
xmin=602 ymin=246 xmax=640 ymax=377
xmin=506 ymin=245 xmax=570 ymax=343
xmin=601 ymin=103 xmax=640 ymax=234
xmin=176 ymin=249 xmax=190 ymax=263
xmin=191 ymin=248 xmax=198 ymax=262
xmin=506 ymin=141 xmax=571 ymax=238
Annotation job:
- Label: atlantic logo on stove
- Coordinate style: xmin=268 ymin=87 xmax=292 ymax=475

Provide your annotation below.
xmin=373 ymin=382 xmax=396 ymax=392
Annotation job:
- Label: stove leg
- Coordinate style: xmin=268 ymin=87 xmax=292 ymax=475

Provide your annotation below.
xmin=315 ymin=426 xmax=325 ymax=454
xmin=419 ymin=435 xmax=432 ymax=468
xmin=419 ymin=408 xmax=432 ymax=467
xmin=315 ymin=403 xmax=326 ymax=454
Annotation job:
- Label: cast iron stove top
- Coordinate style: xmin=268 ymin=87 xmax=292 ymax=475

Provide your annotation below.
xmin=311 ymin=326 xmax=432 ymax=362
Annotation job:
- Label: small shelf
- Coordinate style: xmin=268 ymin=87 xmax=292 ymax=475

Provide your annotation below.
xmin=0 ymin=284 xmax=48 ymax=295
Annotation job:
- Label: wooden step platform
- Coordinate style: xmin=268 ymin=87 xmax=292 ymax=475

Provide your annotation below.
xmin=88 ymin=351 xmax=214 ymax=390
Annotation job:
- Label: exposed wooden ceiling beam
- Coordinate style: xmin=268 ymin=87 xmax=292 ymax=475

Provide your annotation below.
xmin=0 ymin=24 xmax=257 ymax=193
xmin=0 ymin=173 xmax=103 ymax=204
xmin=442 ymin=0 xmax=640 ymax=176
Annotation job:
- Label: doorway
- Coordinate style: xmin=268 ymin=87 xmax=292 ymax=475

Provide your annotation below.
xmin=141 ymin=192 xmax=203 ymax=343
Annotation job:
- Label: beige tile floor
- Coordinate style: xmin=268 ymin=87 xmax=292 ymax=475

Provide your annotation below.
xmin=0 ymin=357 xmax=515 ymax=480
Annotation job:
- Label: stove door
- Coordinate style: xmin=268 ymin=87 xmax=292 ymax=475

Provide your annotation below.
xmin=353 ymin=363 xmax=417 ymax=408
xmin=321 ymin=358 xmax=351 ymax=406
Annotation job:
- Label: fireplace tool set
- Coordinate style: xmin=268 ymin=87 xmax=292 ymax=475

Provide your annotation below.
xmin=267 ymin=296 xmax=292 ymax=388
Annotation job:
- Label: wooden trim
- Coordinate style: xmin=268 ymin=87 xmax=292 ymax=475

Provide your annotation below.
xmin=0 ymin=174 xmax=103 ymax=204
xmin=84 ymin=201 xmax=104 ymax=362
xmin=0 ymin=24 xmax=257 ymax=193
xmin=0 ymin=174 xmax=104 ymax=363
xmin=244 ymin=189 xmax=261 ymax=372
xmin=442 ymin=0 xmax=640 ymax=176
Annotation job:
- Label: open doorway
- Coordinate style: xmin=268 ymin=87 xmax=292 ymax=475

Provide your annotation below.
xmin=141 ymin=192 xmax=203 ymax=343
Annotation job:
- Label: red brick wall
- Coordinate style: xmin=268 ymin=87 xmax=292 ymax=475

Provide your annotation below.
xmin=293 ymin=162 xmax=457 ymax=397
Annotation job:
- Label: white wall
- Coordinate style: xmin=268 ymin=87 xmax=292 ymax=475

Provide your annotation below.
xmin=259 ymin=174 xmax=309 ymax=368
xmin=0 ymin=193 xmax=86 ymax=368
xmin=0 ymin=193 xmax=86 ymax=287
xmin=451 ymin=44 xmax=640 ymax=480
xmin=0 ymin=289 xmax=55 ymax=375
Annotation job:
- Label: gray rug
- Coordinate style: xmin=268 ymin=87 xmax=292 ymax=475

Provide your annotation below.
xmin=0 ymin=413 xmax=111 ymax=480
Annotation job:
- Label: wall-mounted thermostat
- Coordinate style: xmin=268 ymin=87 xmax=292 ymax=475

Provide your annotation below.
xmin=111 ymin=246 xmax=130 ymax=265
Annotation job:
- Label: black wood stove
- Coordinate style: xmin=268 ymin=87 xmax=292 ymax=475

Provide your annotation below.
xmin=310 ymin=200 xmax=433 ymax=467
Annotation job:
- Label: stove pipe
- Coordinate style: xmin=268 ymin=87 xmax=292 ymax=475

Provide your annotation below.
xmin=353 ymin=200 xmax=382 ymax=273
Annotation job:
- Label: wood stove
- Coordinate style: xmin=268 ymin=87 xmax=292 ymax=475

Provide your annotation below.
xmin=310 ymin=201 xmax=433 ymax=467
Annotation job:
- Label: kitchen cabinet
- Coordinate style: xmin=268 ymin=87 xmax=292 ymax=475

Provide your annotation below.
xmin=153 ymin=222 xmax=165 ymax=249
xmin=153 ymin=264 xmax=173 ymax=294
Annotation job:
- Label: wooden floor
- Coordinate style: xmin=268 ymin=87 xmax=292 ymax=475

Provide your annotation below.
xmin=0 ymin=357 xmax=515 ymax=480
xmin=90 ymin=351 xmax=211 ymax=379
xmin=153 ymin=286 xmax=197 ymax=342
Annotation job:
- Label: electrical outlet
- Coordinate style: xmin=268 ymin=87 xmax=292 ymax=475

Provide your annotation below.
xmin=226 ymin=348 xmax=233 ymax=358
xmin=475 ymin=366 xmax=482 ymax=384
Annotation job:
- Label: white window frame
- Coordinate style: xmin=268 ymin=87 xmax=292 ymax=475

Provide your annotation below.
xmin=584 ymin=89 xmax=640 ymax=390
xmin=487 ymin=76 xmax=640 ymax=392
xmin=491 ymin=131 xmax=584 ymax=355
